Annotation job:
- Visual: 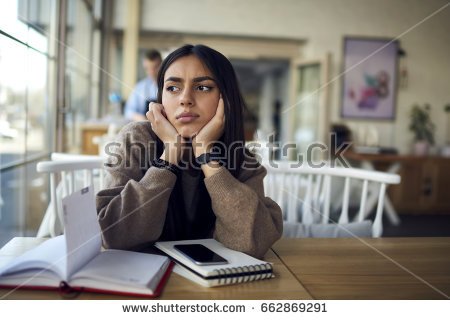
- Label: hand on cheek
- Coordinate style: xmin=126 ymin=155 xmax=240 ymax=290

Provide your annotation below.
xmin=193 ymin=95 xmax=225 ymax=157
xmin=146 ymin=102 xmax=182 ymax=164
xmin=146 ymin=102 xmax=178 ymax=142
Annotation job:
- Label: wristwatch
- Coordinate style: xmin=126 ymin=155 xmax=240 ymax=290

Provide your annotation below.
xmin=151 ymin=158 xmax=180 ymax=175
xmin=195 ymin=153 xmax=222 ymax=166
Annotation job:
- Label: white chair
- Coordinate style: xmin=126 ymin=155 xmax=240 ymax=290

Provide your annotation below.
xmin=262 ymin=160 xmax=401 ymax=238
xmin=36 ymin=153 xmax=105 ymax=237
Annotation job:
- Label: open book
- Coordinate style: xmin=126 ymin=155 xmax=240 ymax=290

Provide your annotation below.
xmin=155 ymin=239 xmax=273 ymax=287
xmin=0 ymin=186 xmax=173 ymax=298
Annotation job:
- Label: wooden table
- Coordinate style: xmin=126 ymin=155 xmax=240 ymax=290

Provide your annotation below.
xmin=1 ymin=237 xmax=449 ymax=299
xmin=273 ymin=238 xmax=450 ymax=299
xmin=0 ymin=237 xmax=311 ymax=300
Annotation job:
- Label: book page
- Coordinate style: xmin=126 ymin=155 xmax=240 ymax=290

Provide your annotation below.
xmin=0 ymin=235 xmax=67 ymax=281
xmin=70 ymin=250 xmax=170 ymax=293
xmin=62 ymin=185 xmax=102 ymax=278
xmin=0 ymin=237 xmax=49 ymax=270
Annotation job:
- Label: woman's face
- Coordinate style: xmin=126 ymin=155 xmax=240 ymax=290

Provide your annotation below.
xmin=162 ymin=55 xmax=220 ymax=139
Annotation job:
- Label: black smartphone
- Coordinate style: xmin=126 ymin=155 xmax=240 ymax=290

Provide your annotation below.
xmin=174 ymin=244 xmax=228 ymax=266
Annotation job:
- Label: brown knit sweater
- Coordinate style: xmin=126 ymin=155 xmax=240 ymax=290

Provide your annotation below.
xmin=96 ymin=121 xmax=283 ymax=258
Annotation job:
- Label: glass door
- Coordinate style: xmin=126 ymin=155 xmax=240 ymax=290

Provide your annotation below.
xmin=287 ymin=55 xmax=330 ymax=163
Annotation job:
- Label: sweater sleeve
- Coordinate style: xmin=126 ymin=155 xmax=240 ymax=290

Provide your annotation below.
xmin=96 ymin=121 xmax=176 ymax=250
xmin=204 ymin=164 xmax=283 ymax=259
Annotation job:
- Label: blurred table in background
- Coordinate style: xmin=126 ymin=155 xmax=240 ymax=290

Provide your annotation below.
xmin=79 ymin=123 xmax=109 ymax=155
xmin=345 ymin=151 xmax=450 ymax=215
xmin=79 ymin=118 xmax=128 ymax=155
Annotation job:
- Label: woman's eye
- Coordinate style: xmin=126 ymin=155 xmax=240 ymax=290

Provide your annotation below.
xmin=197 ymin=85 xmax=212 ymax=92
xmin=166 ymin=86 xmax=180 ymax=92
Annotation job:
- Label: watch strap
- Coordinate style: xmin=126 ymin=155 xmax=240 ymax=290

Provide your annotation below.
xmin=151 ymin=158 xmax=180 ymax=175
xmin=195 ymin=153 xmax=223 ymax=166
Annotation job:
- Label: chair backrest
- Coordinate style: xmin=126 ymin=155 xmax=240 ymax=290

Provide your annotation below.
xmin=36 ymin=153 xmax=105 ymax=237
xmin=262 ymin=160 xmax=401 ymax=237
xmin=50 ymin=152 xmax=105 ymax=162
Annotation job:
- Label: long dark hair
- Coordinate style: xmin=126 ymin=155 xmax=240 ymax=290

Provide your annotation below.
xmin=150 ymin=44 xmax=250 ymax=241
xmin=156 ymin=44 xmax=246 ymax=178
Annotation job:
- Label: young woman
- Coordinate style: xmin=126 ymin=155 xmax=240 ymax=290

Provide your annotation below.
xmin=96 ymin=44 xmax=282 ymax=258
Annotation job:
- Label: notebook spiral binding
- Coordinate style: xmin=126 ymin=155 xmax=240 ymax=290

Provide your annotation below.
xmin=214 ymin=263 xmax=273 ymax=285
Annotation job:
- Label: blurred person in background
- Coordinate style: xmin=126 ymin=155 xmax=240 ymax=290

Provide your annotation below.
xmin=124 ymin=49 xmax=162 ymax=121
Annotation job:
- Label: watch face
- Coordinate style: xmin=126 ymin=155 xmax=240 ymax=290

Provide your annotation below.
xmin=196 ymin=153 xmax=210 ymax=165
xmin=196 ymin=153 xmax=224 ymax=166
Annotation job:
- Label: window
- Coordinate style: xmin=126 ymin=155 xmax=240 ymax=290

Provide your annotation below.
xmin=0 ymin=0 xmax=104 ymax=246
xmin=0 ymin=0 xmax=56 ymax=245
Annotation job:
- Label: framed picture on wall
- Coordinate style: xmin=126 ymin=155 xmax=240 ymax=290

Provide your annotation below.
xmin=341 ymin=37 xmax=399 ymax=120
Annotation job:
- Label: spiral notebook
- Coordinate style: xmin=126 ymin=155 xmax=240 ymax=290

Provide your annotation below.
xmin=155 ymin=239 xmax=274 ymax=287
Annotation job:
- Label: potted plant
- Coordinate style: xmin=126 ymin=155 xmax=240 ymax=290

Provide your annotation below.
xmin=445 ymin=104 xmax=450 ymax=142
xmin=441 ymin=103 xmax=450 ymax=157
xmin=409 ymin=104 xmax=435 ymax=156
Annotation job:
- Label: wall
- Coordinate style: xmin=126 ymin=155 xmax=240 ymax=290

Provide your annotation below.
xmin=124 ymin=0 xmax=450 ymax=153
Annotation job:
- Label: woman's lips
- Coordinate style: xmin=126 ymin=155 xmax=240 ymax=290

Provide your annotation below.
xmin=176 ymin=113 xmax=199 ymax=123
xmin=177 ymin=116 xmax=198 ymax=123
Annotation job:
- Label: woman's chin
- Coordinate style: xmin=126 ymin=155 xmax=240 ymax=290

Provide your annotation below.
xmin=178 ymin=127 xmax=198 ymax=139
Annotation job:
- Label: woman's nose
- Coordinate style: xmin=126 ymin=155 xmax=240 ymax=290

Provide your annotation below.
xmin=179 ymin=89 xmax=194 ymax=107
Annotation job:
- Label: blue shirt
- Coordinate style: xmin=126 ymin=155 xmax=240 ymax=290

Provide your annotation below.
xmin=124 ymin=77 xmax=158 ymax=119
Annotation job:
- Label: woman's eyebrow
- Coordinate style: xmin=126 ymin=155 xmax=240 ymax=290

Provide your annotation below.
xmin=193 ymin=76 xmax=215 ymax=83
xmin=165 ymin=76 xmax=216 ymax=83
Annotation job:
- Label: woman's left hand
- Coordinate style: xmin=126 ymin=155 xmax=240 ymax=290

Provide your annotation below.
xmin=193 ymin=96 xmax=225 ymax=157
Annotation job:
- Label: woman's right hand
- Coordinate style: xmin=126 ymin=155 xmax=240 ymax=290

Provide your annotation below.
xmin=146 ymin=102 xmax=182 ymax=164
